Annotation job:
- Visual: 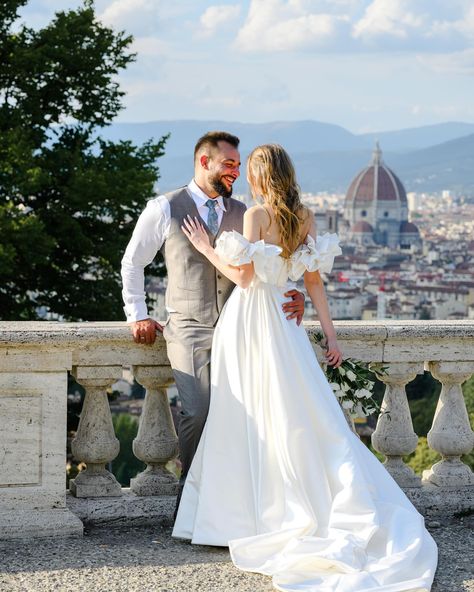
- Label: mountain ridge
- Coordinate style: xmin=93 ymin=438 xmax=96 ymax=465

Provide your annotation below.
xmin=99 ymin=120 xmax=474 ymax=193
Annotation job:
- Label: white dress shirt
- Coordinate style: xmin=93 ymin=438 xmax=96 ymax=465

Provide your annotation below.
xmin=121 ymin=179 xmax=227 ymax=322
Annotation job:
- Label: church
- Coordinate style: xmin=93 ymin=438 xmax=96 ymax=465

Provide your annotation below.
xmin=343 ymin=143 xmax=421 ymax=250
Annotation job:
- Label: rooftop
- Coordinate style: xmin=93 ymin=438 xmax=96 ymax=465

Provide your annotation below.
xmin=345 ymin=142 xmax=408 ymax=205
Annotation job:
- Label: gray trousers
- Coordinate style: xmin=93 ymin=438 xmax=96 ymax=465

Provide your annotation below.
xmin=163 ymin=314 xmax=214 ymax=485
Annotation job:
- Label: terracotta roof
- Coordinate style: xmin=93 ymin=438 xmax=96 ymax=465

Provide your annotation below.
xmin=352 ymin=220 xmax=374 ymax=233
xmin=345 ymin=143 xmax=407 ymax=205
xmin=400 ymin=221 xmax=419 ymax=234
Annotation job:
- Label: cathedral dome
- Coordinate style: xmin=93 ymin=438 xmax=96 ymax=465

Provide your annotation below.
xmin=352 ymin=221 xmax=373 ymax=233
xmin=400 ymin=221 xmax=419 ymax=234
xmin=345 ymin=143 xmax=407 ymax=206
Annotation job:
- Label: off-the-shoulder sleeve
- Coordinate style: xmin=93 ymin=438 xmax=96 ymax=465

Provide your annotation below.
xmin=215 ymin=230 xmax=282 ymax=267
xmin=289 ymin=233 xmax=342 ymax=281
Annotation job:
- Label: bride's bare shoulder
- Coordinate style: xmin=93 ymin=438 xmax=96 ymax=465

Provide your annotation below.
xmin=245 ymin=203 xmax=269 ymax=217
xmin=243 ymin=204 xmax=271 ymax=240
xmin=244 ymin=204 xmax=271 ymax=225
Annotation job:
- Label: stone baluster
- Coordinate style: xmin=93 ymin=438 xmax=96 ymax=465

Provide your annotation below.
xmin=424 ymin=361 xmax=474 ymax=487
xmin=130 ymin=366 xmax=180 ymax=496
xmin=69 ymin=365 xmax=122 ymax=497
xmin=371 ymin=362 xmax=422 ymax=487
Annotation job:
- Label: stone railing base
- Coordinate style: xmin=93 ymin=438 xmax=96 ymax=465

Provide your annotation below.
xmin=0 ymin=509 xmax=83 ymax=540
xmin=405 ymin=484 xmax=474 ymax=518
xmin=64 ymin=485 xmax=474 ymax=532
xmin=67 ymin=490 xmax=175 ymax=528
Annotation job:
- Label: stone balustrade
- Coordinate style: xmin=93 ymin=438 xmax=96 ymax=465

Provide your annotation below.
xmin=0 ymin=320 xmax=473 ymax=539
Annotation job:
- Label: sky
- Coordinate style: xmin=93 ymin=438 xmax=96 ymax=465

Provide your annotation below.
xmin=19 ymin=0 xmax=474 ymax=133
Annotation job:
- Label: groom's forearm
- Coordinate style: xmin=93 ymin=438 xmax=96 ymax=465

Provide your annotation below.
xmin=121 ymin=259 xmax=149 ymax=322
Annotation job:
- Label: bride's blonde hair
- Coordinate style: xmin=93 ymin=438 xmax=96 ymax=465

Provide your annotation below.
xmin=247 ymin=144 xmax=306 ymax=258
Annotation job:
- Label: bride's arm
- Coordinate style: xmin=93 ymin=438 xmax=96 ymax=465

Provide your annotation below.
xmin=181 ymin=209 xmax=261 ymax=289
xmin=303 ymin=213 xmax=343 ymax=367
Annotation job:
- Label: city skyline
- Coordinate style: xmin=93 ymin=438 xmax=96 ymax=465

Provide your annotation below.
xmin=19 ymin=0 xmax=474 ymax=133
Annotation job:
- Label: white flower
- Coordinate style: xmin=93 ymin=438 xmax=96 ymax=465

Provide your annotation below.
xmin=338 ymin=367 xmax=346 ymax=376
xmin=329 ymin=382 xmax=341 ymax=391
xmin=365 ymin=407 xmax=376 ymax=415
xmin=341 ymin=382 xmax=351 ymax=392
xmin=346 ymin=370 xmax=357 ymax=382
xmin=359 ymin=388 xmax=372 ymax=399
xmin=355 ymin=403 xmax=365 ymax=418
xmin=335 ymin=391 xmax=345 ymax=398
xmin=342 ymin=400 xmax=354 ymax=409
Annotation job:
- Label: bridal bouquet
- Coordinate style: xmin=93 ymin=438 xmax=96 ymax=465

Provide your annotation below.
xmin=310 ymin=333 xmax=388 ymax=419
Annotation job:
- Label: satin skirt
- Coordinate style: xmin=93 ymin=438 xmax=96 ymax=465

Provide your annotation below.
xmin=172 ymin=281 xmax=438 ymax=591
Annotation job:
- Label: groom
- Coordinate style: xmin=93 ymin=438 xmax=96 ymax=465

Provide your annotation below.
xmin=121 ymin=131 xmax=305 ymax=512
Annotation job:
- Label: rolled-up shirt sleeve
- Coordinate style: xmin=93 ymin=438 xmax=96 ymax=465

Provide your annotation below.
xmin=121 ymin=196 xmax=170 ymax=322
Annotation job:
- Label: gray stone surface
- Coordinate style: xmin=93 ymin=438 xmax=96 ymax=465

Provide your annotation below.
xmin=0 ymin=516 xmax=472 ymax=592
xmin=67 ymin=491 xmax=175 ymax=527
xmin=67 ymin=487 xmax=474 ymax=531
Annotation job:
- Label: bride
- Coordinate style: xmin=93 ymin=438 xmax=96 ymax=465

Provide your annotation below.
xmin=172 ymin=144 xmax=438 ymax=592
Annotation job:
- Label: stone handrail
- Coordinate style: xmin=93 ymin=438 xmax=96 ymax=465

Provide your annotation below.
xmin=0 ymin=320 xmax=473 ymax=539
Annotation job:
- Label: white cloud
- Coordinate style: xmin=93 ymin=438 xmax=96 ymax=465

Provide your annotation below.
xmin=352 ymin=0 xmax=474 ymax=49
xmin=132 ymin=36 xmax=169 ymax=57
xmin=98 ymin=0 xmax=193 ymax=35
xmin=430 ymin=5 xmax=474 ymax=41
xmin=198 ymin=4 xmax=241 ymax=39
xmin=352 ymin=0 xmax=425 ymax=40
xmin=418 ymin=48 xmax=474 ymax=75
xmin=235 ymin=0 xmax=347 ymax=52
xmin=99 ymin=0 xmax=164 ymax=36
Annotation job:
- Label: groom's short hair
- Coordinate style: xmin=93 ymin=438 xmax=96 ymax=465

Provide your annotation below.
xmin=194 ymin=131 xmax=240 ymax=162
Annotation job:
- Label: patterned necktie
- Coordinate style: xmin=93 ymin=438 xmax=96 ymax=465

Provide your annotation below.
xmin=205 ymin=199 xmax=219 ymax=235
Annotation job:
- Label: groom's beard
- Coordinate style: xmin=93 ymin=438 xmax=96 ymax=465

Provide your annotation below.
xmin=210 ymin=174 xmax=233 ymax=198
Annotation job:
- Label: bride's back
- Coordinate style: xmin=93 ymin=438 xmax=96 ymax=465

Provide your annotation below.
xmin=246 ymin=144 xmax=312 ymax=258
xmin=252 ymin=203 xmax=312 ymax=255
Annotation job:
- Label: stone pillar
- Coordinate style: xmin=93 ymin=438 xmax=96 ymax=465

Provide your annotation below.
xmin=0 ymin=348 xmax=83 ymax=539
xmin=130 ymin=366 xmax=180 ymax=496
xmin=371 ymin=362 xmax=422 ymax=487
xmin=69 ymin=366 xmax=122 ymax=497
xmin=424 ymin=362 xmax=474 ymax=487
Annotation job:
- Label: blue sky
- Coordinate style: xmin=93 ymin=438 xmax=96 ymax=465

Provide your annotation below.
xmin=20 ymin=0 xmax=474 ymax=133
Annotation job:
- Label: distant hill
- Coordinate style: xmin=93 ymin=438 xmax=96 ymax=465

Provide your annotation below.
xmin=99 ymin=120 xmax=474 ymax=194
xmin=291 ymin=133 xmax=474 ymax=194
xmin=361 ymin=122 xmax=474 ymax=152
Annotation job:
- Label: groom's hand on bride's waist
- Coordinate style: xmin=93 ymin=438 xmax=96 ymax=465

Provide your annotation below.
xmin=129 ymin=318 xmax=163 ymax=345
xmin=282 ymin=290 xmax=305 ymax=326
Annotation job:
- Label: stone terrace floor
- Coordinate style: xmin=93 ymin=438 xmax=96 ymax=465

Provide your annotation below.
xmin=0 ymin=515 xmax=473 ymax=592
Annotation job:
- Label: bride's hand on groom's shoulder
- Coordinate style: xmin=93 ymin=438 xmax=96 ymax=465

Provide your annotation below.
xmin=325 ymin=337 xmax=343 ymax=368
xmin=182 ymin=215 xmax=211 ymax=255
xmin=129 ymin=318 xmax=163 ymax=345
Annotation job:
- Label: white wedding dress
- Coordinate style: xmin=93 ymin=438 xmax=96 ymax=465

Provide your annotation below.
xmin=172 ymin=230 xmax=438 ymax=592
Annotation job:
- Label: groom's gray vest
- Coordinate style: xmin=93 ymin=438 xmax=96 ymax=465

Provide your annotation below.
xmin=161 ymin=187 xmax=246 ymax=326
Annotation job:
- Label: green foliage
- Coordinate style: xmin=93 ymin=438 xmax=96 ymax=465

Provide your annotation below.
xmin=403 ymin=437 xmax=441 ymax=476
xmin=406 ymin=372 xmax=440 ymax=436
xmin=111 ymin=413 xmax=145 ymax=486
xmin=0 ymin=1 xmax=167 ymax=320
xmin=463 ymin=375 xmax=474 ymax=419
xmin=461 ymin=375 xmax=474 ymax=469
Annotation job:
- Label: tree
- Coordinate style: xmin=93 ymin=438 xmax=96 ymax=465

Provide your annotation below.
xmin=111 ymin=413 xmax=145 ymax=486
xmin=0 ymin=1 xmax=167 ymax=320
